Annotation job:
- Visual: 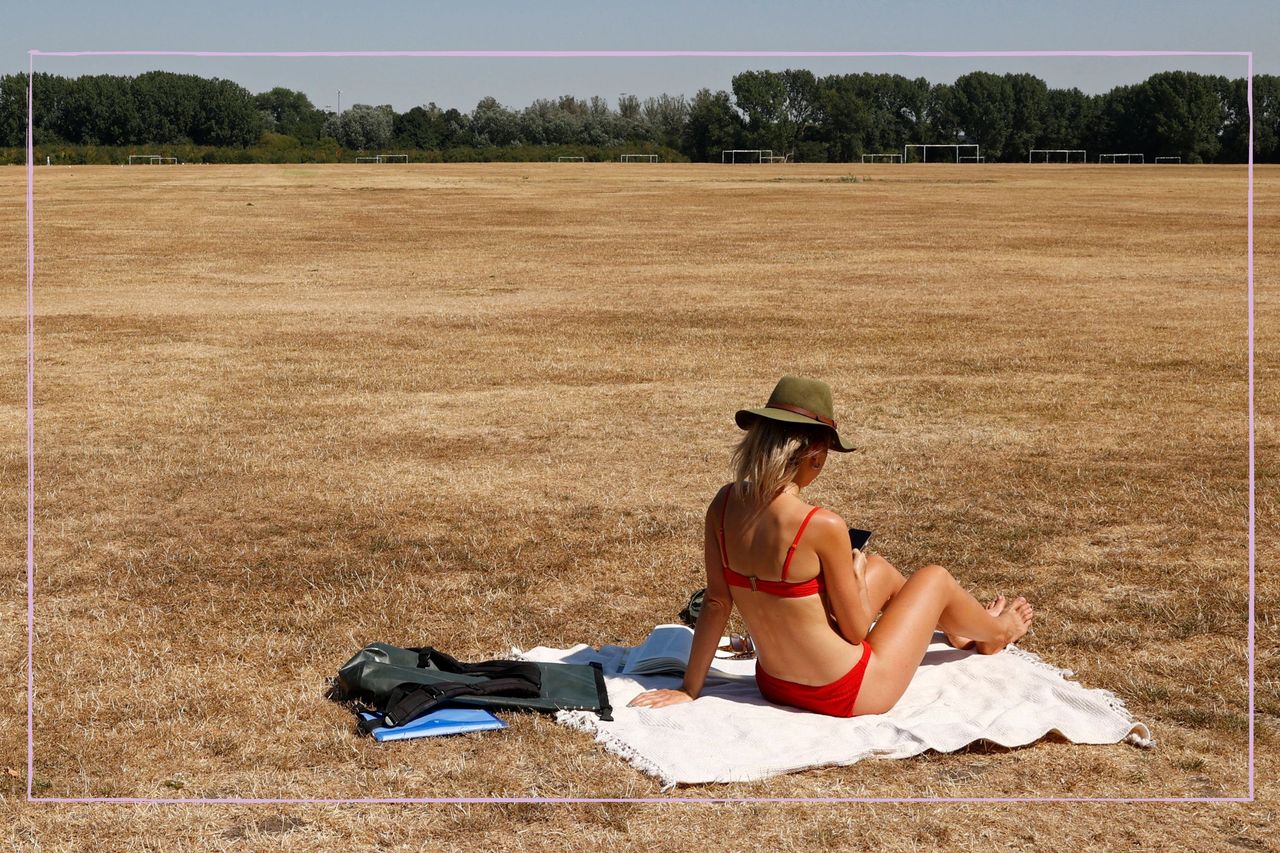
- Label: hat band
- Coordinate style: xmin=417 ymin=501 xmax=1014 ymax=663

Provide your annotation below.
xmin=769 ymin=402 xmax=837 ymax=430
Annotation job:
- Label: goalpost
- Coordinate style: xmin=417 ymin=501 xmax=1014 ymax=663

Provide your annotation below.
xmin=157 ymin=157 xmax=178 ymax=165
xmin=127 ymin=154 xmax=163 ymax=165
xmin=376 ymin=154 xmax=409 ymax=163
xmin=1029 ymin=149 xmax=1086 ymax=163
xmin=721 ymin=149 xmax=777 ymax=164
xmin=1155 ymin=156 xmax=1182 ymax=164
xmin=557 ymin=156 xmax=586 ymax=162
xmin=355 ymin=156 xmax=380 ymax=163
xmin=861 ymin=153 xmax=902 ymax=163
xmin=620 ymin=154 xmax=659 ymax=163
xmin=1099 ymin=153 xmax=1144 ymax=164
xmin=903 ymin=143 xmax=979 ymax=163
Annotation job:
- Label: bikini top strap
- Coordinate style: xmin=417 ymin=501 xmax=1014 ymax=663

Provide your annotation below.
xmin=781 ymin=506 xmax=822 ymax=581
xmin=716 ymin=483 xmax=733 ymax=571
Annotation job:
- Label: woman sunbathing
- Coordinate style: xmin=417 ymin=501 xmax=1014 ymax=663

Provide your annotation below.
xmin=629 ymin=375 xmax=1034 ymax=717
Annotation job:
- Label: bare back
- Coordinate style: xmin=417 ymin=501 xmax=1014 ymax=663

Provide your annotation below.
xmin=715 ymin=484 xmax=865 ymax=686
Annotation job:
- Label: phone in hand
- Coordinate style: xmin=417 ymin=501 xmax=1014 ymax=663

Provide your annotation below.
xmin=848 ymin=527 xmax=873 ymax=551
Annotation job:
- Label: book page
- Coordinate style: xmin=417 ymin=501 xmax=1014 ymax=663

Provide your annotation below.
xmin=622 ymin=624 xmax=694 ymax=674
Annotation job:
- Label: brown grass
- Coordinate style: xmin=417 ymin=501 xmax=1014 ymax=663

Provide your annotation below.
xmin=1 ymin=161 xmax=1276 ymax=848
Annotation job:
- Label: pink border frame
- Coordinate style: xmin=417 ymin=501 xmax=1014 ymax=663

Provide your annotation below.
xmin=24 ymin=48 xmax=1255 ymax=805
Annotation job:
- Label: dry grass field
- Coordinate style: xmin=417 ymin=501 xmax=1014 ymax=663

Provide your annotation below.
xmin=1 ymin=161 xmax=1275 ymax=849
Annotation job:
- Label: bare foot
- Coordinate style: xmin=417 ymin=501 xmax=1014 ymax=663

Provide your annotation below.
xmin=945 ymin=596 xmax=1006 ymax=650
xmin=976 ymin=596 xmax=1033 ymax=655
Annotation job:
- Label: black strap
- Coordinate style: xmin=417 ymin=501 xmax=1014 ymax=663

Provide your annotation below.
xmin=375 ymin=675 xmax=541 ymax=730
xmin=412 ymin=647 xmax=543 ymax=687
xmin=590 ymin=661 xmax=613 ymax=722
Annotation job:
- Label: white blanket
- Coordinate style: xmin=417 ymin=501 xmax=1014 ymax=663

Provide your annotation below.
xmin=517 ymin=634 xmax=1153 ymax=789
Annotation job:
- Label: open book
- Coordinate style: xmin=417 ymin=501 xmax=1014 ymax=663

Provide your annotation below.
xmin=621 ymin=624 xmax=757 ymax=684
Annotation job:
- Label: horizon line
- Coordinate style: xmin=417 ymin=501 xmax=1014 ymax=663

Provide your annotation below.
xmin=29 ymin=49 xmax=1253 ymax=59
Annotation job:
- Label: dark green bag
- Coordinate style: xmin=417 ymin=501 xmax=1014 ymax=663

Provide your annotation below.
xmin=336 ymin=643 xmax=613 ymax=733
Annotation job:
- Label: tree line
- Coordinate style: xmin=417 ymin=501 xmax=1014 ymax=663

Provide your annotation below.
xmin=1 ymin=68 xmax=1275 ymax=164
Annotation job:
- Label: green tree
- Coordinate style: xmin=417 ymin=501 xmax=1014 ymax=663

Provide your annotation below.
xmin=731 ymin=70 xmax=786 ymax=151
xmin=1040 ymin=87 xmax=1094 ymax=150
xmin=192 ymin=77 xmax=262 ymax=146
xmin=133 ymin=71 xmax=204 ymax=143
xmin=946 ymin=72 xmax=1013 ymax=159
xmin=642 ymin=94 xmax=689 ymax=151
xmin=255 ymin=86 xmax=325 ymax=142
xmin=887 ymin=76 xmax=936 ymax=145
xmin=581 ymin=95 xmax=621 ymax=145
xmin=778 ymin=69 xmax=820 ymax=158
xmin=682 ymin=88 xmax=742 ymax=161
xmin=395 ymin=104 xmax=445 ymax=148
xmin=815 ymin=74 xmax=876 ymax=161
xmin=922 ymin=82 xmax=960 ymax=147
xmin=615 ymin=93 xmax=652 ymax=142
xmin=325 ymin=103 xmax=393 ymax=150
xmin=1005 ymin=73 xmax=1048 ymax=160
xmin=1139 ymin=71 xmax=1226 ymax=163
xmin=617 ymin=93 xmax=641 ymax=120
xmin=1214 ymin=76 xmax=1249 ymax=163
xmin=1254 ymin=74 xmax=1280 ymax=163
xmin=471 ymin=96 xmax=522 ymax=146
xmin=57 ymin=74 xmax=139 ymax=144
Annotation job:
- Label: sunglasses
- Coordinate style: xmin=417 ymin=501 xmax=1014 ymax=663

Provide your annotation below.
xmin=719 ymin=633 xmax=755 ymax=659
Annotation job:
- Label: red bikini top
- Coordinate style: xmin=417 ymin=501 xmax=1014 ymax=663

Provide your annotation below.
xmin=717 ymin=484 xmax=825 ymax=597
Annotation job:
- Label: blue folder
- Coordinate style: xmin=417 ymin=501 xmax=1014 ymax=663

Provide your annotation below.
xmin=358 ymin=707 xmax=507 ymax=742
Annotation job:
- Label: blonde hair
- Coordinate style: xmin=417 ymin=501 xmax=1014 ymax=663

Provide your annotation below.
xmin=731 ymin=419 xmax=828 ymax=515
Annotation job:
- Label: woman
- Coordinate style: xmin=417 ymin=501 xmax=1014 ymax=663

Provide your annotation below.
xmin=630 ymin=375 xmax=1033 ymax=717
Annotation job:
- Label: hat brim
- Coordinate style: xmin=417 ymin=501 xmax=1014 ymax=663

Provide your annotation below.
xmin=735 ymin=407 xmax=857 ymax=452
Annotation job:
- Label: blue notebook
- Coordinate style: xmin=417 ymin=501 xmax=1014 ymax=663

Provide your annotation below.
xmin=359 ymin=707 xmax=507 ymax=742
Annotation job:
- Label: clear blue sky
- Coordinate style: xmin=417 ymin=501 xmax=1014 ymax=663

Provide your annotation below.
xmin=8 ymin=0 xmax=1276 ymax=112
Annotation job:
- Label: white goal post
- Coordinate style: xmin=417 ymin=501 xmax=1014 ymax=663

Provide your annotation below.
xmin=1099 ymin=153 xmax=1144 ymax=164
xmin=721 ymin=149 xmax=776 ymax=164
xmin=355 ymin=156 xmax=380 ymax=163
xmin=127 ymin=154 xmax=163 ymax=165
xmin=376 ymin=154 xmax=409 ymax=163
xmin=1029 ymin=149 xmax=1086 ymax=163
xmin=557 ymin=156 xmax=586 ymax=162
xmin=1155 ymin=156 xmax=1182 ymax=164
xmin=903 ymin=143 xmax=980 ymax=163
xmin=620 ymin=154 xmax=659 ymax=162
xmin=861 ymin=153 xmax=902 ymax=163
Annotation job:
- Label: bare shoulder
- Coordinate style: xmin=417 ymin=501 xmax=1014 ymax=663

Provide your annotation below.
xmin=808 ymin=507 xmax=850 ymax=541
xmin=704 ymin=483 xmax=733 ymax=521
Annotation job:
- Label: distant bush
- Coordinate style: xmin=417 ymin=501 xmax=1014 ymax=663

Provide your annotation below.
xmin=1 ymin=139 xmax=686 ymax=166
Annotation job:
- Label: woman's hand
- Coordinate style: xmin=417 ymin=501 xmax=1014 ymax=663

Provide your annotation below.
xmin=628 ymin=688 xmax=694 ymax=709
xmin=851 ymin=547 xmax=868 ymax=580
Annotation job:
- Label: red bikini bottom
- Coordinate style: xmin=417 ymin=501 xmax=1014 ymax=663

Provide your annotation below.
xmin=754 ymin=640 xmax=873 ymax=718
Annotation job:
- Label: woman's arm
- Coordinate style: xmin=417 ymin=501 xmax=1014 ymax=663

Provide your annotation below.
xmin=629 ymin=488 xmax=734 ymax=709
xmin=812 ymin=512 xmax=875 ymax=644
xmin=679 ymin=520 xmax=734 ymax=698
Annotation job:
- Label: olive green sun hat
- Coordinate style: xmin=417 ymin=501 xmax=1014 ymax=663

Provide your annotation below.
xmin=734 ymin=374 xmax=856 ymax=452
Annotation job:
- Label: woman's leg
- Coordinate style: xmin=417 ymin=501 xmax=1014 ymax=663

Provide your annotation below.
xmin=864 ymin=555 xmax=905 ymax=610
xmin=863 ymin=556 xmax=997 ymax=648
xmin=853 ymin=564 xmax=1032 ymax=715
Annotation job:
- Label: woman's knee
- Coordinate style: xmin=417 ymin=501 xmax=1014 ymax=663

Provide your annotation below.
xmin=913 ymin=563 xmax=955 ymax=587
